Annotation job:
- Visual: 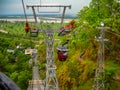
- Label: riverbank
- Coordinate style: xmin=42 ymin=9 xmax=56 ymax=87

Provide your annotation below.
xmin=0 ymin=17 xmax=74 ymax=23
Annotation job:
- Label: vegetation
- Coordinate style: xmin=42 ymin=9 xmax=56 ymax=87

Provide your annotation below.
xmin=55 ymin=0 xmax=120 ymax=90
xmin=0 ymin=37 xmax=33 ymax=90
xmin=0 ymin=0 xmax=120 ymax=90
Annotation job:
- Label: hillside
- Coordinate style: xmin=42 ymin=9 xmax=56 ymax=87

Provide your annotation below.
xmin=0 ymin=0 xmax=120 ymax=90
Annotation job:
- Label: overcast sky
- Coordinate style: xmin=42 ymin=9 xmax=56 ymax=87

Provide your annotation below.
xmin=0 ymin=0 xmax=91 ymax=16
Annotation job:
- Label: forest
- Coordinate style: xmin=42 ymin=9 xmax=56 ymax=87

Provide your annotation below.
xmin=0 ymin=0 xmax=120 ymax=90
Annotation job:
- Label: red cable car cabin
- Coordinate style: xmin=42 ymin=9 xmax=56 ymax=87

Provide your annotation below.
xmin=57 ymin=45 xmax=68 ymax=61
xmin=60 ymin=20 xmax=76 ymax=33
xmin=25 ymin=22 xmax=38 ymax=37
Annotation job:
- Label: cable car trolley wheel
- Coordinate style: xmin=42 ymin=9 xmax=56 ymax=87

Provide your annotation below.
xmin=57 ymin=45 xmax=68 ymax=61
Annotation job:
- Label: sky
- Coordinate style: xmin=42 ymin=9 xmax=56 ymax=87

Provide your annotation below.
xmin=0 ymin=0 xmax=91 ymax=16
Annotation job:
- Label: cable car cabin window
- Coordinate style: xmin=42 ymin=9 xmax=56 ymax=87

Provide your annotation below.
xmin=0 ymin=72 xmax=20 ymax=90
xmin=61 ymin=28 xmax=71 ymax=33
xmin=64 ymin=28 xmax=71 ymax=33
xmin=30 ymin=29 xmax=38 ymax=37
xmin=57 ymin=45 xmax=68 ymax=61
xmin=58 ymin=26 xmax=72 ymax=36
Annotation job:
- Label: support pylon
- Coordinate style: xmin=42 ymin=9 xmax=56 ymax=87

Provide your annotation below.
xmin=94 ymin=22 xmax=110 ymax=90
xmin=45 ymin=29 xmax=59 ymax=90
xmin=26 ymin=3 xmax=71 ymax=90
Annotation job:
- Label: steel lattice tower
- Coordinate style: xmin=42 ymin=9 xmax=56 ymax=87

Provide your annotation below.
xmin=26 ymin=3 xmax=71 ymax=90
xmin=94 ymin=22 xmax=110 ymax=90
xmin=94 ymin=24 xmax=105 ymax=90
xmin=45 ymin=29 xmax=59 ymax=90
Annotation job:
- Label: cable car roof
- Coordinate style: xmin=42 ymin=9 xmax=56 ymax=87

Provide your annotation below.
xmin=57 ymin=45 xmax=68 ymax=51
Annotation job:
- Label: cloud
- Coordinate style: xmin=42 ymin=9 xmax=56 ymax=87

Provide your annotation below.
xmin=0 ymin=0 xmax=91 ymax=15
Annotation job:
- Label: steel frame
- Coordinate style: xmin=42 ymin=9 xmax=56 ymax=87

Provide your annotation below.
xmin=26 ymin=4 xmax=71 ymax=90
xmin=94 ymin=24 xmax=110 ymax=90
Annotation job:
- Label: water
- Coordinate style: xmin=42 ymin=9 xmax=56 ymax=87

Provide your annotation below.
xmin=0 ymin=14 xmax=76 ymax=19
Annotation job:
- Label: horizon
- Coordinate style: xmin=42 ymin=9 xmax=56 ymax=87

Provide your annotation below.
xmin=0 ymin=13 xmax=77 ymax=19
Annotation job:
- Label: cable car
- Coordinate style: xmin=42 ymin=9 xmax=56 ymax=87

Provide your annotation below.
xmin=0 ymin=72 xmax=20 ymax=90
xmin=59 ymin=20 xmax=76 ymax=36
xmin=25 ymin=22 xmax=38 ymax=37
xmin=57 ymin=45 xmax=68 ymax=61
xmin=30 ymin=28 xmax=39 ymax=37
xmin=60 ymin=25 xmax=71 ymax=33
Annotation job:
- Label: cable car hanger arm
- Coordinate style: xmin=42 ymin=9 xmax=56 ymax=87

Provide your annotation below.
xmin=26 ymin=4 xmax=71 ymax=8
xmin=31 ymin=6 xmax=37 ymax=23
xmin=26 ymin=4 xmax=71 ymax=33
xmin=22 ymin=0 xmax=27 ymax=22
